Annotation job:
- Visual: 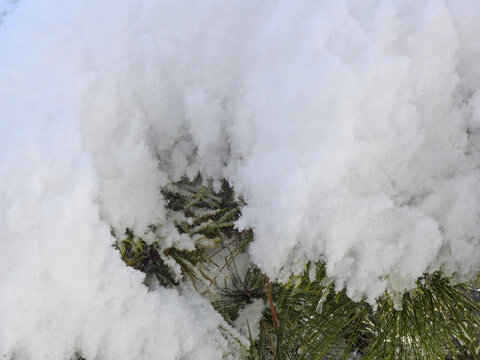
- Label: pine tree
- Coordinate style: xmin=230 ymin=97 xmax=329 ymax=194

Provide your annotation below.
xmin=115 ymin=176 xmax=480 ymax=360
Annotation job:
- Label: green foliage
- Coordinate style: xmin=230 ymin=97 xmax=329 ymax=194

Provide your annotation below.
xmin=116 ymin=232 xmax=178 ymax=287
xmin=363 ymin=274 xmax=480 ymax=360
xmin=115 ymin=177 xmax=480 ymax=360
xmin=248 ymin=267 xmax=371 ymax=360
xmin=218 ymin=265 xmax=480 ymax=360
xmin=115 ymin=176 xmax=248 ymax=291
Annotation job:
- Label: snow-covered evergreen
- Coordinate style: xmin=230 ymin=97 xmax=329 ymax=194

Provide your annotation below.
xmin=2 ymin=0 xmax=480 ymax=358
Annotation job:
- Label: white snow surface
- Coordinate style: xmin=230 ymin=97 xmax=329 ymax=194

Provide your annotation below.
xmin=234 ymin=299 xmax=266 ymax=341
xmin=2 ymin=0 xmax=480 ymax=357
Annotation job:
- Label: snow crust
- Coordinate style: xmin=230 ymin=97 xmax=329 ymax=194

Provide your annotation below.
xmin=2 ymin=0 xmax=480 ymax=357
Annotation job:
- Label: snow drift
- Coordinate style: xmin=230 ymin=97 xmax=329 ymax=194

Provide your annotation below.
xmin=2 ymin=0 xmax=480 ymax=358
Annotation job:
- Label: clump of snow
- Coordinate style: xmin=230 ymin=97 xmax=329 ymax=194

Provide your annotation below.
xmin=0 ymin=112 xmax=243 ymax=359
xmin=230 ymin=1 xmax=480 ymax=303
xmin=2 ymin=0 xmax=480 ymax=357
xmin=234 ymin=299 xmax=265 ymax=341
xmin=0 ymin=2 xmax=246 ymax=359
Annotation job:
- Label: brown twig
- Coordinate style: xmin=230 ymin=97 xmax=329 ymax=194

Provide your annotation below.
xmin=263 ymin=321 xmax=276 ymax=357
xmin=262 ymin=274 xmax=280 ymax=329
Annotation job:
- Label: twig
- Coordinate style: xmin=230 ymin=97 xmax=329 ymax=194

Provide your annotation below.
xmin=262 ymin=274 xmax=280 ymax=329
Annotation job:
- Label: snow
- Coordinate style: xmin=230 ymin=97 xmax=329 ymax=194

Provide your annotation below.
xmin=0 ymin=0 xmax=16 ymax=27
xmin=234 ymin=299 xmax=265 ymax=341
xmin=2 ymin=0 xmax=480 ymax=358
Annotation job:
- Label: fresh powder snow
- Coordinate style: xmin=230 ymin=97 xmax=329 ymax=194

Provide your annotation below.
xmin=2 ymin=0 xmax=480 ymax=358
